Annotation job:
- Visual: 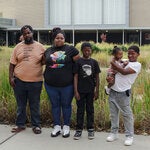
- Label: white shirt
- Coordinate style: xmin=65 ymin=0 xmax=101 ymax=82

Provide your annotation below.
xmin=111 ymin=61 xmax=141 ymax=92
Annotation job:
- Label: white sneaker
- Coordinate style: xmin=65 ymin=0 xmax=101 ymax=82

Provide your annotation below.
xmin=62 ymin=125 xmax=70 ymax=138
xmin=51 ymin=125 xmax=61 ymax=137
xmin=105 ymin=86 xmax=110 ymax=95
xmin=124 ymin=137 xmax=133 ymax=146
xmin=106 ymin=133 xmax=118 ymax=142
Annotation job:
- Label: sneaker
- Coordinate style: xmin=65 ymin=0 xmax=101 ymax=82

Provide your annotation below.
xmin=51 ymin=125 xmax=61 ymax=137
xmin=73 ymin=130 xmax=82 ymax=140
xmin=88 ymin=130 xmax=95 ymax=140
xmin=105 ymin=86 xmax=110 ymax=95
xmin=124 ymin=137 xmax=133 ymax=146
xmin=62 ymin=125 xmax=70 ymax=138
xmin=106 ymin=133 xmax=118 ymax=142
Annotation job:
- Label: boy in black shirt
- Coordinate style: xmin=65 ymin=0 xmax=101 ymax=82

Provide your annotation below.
xmin=73 ymin=42 xmax=101 ymax=140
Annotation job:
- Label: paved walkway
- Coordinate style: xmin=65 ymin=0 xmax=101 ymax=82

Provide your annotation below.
xmin=0 ymin=124 xmax=150 ymax=150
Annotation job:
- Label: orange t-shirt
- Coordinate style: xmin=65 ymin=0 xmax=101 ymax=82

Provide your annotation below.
xmin=10 ymin=41 xmax=45 ymax=82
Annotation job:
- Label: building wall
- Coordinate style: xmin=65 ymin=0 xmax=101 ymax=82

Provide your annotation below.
xmin=1 ymin=0 xmax=150 ymax=28
xmin=0 ymin=0 xmax=44 ymax=28
xmin=1 ymin=0 xmax=150 ymax=46
xmin=0 ymin=0 xmax=16 ymax=18
xmin=130 ymin=0 xmax=150 ymax=27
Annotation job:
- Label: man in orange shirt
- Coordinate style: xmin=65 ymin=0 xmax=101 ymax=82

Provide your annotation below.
xmin=9 ymin=25 xmax=45 ymax=134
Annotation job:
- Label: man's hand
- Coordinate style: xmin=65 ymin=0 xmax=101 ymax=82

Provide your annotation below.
xmin=9 ymin=77 xmax=16 ymax=88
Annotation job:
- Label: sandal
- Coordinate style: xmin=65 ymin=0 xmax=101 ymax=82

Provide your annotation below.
xmin=32 ymin=127 xmax=42 ymax=134
xmin=11 ymin=126 xmax=25 ymax=133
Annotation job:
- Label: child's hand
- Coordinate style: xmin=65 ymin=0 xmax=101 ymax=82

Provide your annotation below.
xmin=94 ymin=91 xmax=99 ymax=100
xmin=106 ymin=76 xmax=115 ymax=84
xmin=123 ymin=60 xmax=129 ymax=66
xmin=75 ymin=92 xmax=80 ymax=100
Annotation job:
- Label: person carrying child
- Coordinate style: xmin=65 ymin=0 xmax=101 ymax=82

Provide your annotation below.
xmin=73 ymin=42 xmax=101 ymax=140
xmin=106 ymin=45 xmax=141 ymax=146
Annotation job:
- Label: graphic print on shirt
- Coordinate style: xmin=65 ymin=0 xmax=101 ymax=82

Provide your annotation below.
xmin=82 ymin=64 xmax=92 ymax=77
xmin=49 ymin=51 xmax=66 ymax=68
xmin=23 ymin=47 xmax=33 ymax=61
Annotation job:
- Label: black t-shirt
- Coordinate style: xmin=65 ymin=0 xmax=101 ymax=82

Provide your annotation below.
xmin=74 ymin=58 xmax=101 ymax=93
xmin=44 ymin=44 xmax=79 ymax=87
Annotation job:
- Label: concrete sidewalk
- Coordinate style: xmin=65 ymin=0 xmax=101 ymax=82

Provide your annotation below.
xmin=0 ymin=124 xmax=150 ymax=150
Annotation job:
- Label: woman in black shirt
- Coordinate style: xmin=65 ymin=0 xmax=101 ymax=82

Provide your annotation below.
xmin=44 ymin=27 xmax=79 ymax=138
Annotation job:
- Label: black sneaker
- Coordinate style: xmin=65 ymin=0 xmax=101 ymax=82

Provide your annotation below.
xmin=73 ymin=130 xmax=82 ymax=140
xmin=88 ymin=129 xmax=94 ymax=140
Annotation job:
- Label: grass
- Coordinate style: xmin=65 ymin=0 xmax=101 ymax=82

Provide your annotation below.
xmin=0 ymin=43 xmax=150 ymax=135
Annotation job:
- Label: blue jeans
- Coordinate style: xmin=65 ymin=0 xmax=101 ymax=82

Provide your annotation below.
xmin=13 ymin=78 xmax=42 ymax=128
xmin=44 ymin=82 xmax=74 ymax=126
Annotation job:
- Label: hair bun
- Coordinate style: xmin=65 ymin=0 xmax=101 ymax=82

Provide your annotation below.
xmin=114 ymin=46 xmax=117 ymax=48
xmin=52 ymin=27 xmax=61 ymax=33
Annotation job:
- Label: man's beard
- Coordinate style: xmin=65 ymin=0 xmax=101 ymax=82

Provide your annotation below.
xmin=24 ymin=38 xmax=33 ymax=44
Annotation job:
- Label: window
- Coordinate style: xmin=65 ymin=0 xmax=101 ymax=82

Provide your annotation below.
xmin=104 ymin=0 xmax=126 ymax=24
xmin=73 ymin=0 xmax=102 ymax=24
xmin=47 ymin=0 xmax=128 ymax=26
xmin=49 ymin=0 xmax=71 ymax=25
